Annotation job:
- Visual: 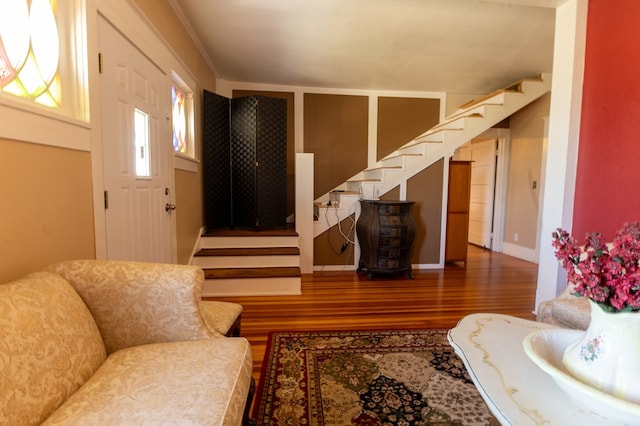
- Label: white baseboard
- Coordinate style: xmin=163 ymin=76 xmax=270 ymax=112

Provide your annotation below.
xmin=502 ymin=242 xmax=539 ymax=264
xmin=202 ymin=277 xmax=301 ymax=297
xmin=314 ymin=265 xmax=357 ymax=271
xmin=412 ymin=263 xmax=444 ymax=269
xmin=313 ymin=263 xmax=442 ymax=271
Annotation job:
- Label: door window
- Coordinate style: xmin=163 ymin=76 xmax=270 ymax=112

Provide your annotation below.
xmin=134 ymin=107 xmax=151 ymax=177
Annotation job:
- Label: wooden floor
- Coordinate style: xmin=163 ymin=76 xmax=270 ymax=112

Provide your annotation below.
xmin=207 ymin=245 xmax=539 ymax=385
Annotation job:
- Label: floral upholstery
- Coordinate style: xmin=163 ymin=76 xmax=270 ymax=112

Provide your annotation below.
xmin=537 ymin=284 xmax=590 ymax=329
xmin=46 ymin=260 xmax=215 ymax=353
xmin=202 ymin=301 xmax=243 ymax=336
xmin=0 ymin=273 xmax=107 ymax=425
xmin=1 ymin=261 xmax=252 ymax=426
xmin=42 ymin=338 xmax=253 ymax=426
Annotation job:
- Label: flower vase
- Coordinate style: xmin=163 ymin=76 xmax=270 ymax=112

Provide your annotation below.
xmin=562 ymin=300 xmax=640 ymax=404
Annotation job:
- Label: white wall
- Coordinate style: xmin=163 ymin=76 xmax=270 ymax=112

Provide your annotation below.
xmin=535 ymin=0 xmax=587 ymax=312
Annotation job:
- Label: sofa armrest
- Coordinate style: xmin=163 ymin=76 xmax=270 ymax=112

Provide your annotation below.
xmin=46 ymin=260 xmax=213 ymax=353
xmin=201 ymin=301 xmax=243 ymax=336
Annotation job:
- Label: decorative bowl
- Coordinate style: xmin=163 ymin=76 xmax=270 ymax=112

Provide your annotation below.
xmin=523 ymin=329 xmax=640 ymax=425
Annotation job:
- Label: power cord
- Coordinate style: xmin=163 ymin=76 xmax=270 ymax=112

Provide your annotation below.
xmin=324 ymin=203 xmax=356 ymax=255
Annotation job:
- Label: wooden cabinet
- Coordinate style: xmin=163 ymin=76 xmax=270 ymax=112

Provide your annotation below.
xmin=445 ymin=161 xmax=472 ymax=266
xmin=357 ymin=200 xmax=416 ymax=279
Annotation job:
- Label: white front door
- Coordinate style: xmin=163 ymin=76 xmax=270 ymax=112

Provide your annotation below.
xmin=99 ymin=17 xmax=174 ymax=263
xmin=467 ymin=138 xmax=497 ymax=249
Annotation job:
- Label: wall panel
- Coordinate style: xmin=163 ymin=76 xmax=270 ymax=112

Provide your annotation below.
xmin=304 ymin=94 xmax=369 ymax=199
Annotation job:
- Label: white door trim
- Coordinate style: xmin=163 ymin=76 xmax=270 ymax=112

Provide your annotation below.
xmin=466 ymin=128 xmax=511 ymax=253
xmin=90 ymin=0 xmax=179 ymax=262
xmin=492 ymin=129 xmax=511 ymax=254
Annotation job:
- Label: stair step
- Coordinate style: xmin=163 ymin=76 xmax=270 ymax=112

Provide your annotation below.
xmin=202 ymin=275 xmax=301 ymax=297
xmin=203 ymin=227 xmax=298 ymax=237
xmin=195 ymin=247 xmax=300 ymax=257
xmin=204 ymin=267 xmax=301 ymax=279
xmin=200 ymin=234 xmax=299 ymax=249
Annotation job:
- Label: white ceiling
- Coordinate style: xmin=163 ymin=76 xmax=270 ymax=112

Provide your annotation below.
xmin=170 ymin=0 xmax=560 ymax=95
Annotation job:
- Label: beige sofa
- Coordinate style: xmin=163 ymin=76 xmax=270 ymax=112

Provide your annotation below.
xmin=0 ymin=260 xmax=253 ymax=425
xmin=536 ymin=284 xmax=591 ymax=329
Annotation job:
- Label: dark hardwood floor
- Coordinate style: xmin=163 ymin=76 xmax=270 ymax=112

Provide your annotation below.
xmin=206 ymin=245 xmax=539 ymax=385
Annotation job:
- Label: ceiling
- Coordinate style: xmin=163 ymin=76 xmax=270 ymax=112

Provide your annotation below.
xmin=170 ymin=0 xmax=562 ymax=95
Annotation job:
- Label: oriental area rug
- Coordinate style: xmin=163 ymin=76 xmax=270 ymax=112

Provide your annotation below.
xmin=253 ymin=329 xmax=499 ymax=425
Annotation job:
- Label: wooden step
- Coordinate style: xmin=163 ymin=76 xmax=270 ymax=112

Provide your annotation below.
xmin=203 ymin=267 xmax=301 ymax=280
xmin=203 ymin=225 xmax=297 ymax=238
xmin=195 ymin=247 xmax=300 ymax=257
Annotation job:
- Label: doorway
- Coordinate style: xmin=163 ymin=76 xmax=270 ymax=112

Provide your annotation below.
xmin=455 ymin=129 xmax=509 ymax=252
xmin=98 ymin=17 xmax=175 ymax=262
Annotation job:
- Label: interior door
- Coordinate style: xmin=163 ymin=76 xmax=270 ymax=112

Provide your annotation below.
xmin=99 ymin=17 xmax=174 ymax=263
xmin=467 ymin=138 xmax=497 ymax=248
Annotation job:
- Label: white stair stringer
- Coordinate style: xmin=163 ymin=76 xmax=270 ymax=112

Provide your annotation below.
xmin=313 ymin=73 xmax=552 ymax=238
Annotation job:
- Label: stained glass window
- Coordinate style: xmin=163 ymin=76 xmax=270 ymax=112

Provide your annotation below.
xmin=0 ymin=0 xmax=61 ymax=108
xmin=172 ymin=85 xmax=186 ymax=153
xmin=171 ymin=72 xmax=195 ymax=162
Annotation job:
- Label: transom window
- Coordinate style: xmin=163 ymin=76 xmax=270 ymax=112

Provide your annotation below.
xmin=0 ymin=0 xmax=61 ymax=107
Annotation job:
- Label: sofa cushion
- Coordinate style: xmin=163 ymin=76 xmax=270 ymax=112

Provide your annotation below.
xmin=42 ymin=338 xmax=253 ymax=426
xmin=0 ymin=272 xmax=107 ymax=425
xmin=47 ymin=260 xmax=213 ymax=353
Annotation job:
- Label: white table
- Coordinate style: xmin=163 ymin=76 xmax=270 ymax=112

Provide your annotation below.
xmin=448 ymin=313 xmax=627 ymax=425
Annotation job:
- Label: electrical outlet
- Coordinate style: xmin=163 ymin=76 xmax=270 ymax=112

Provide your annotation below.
xmin=514 ymin=233 xmax=519 ymax=242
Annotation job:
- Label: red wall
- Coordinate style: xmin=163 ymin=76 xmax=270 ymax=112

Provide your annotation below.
xmin=573 ymin=0 xmax=640 ymax=240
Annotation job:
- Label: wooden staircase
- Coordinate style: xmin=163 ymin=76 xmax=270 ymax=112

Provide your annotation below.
xmin=193 ymin=227 xmax=302 ymax=297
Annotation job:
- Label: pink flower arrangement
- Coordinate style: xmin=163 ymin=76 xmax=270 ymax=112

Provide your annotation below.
xmin=552 ymin=222 xmax=640 ymax=313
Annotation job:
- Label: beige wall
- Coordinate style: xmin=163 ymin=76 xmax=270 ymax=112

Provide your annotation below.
xmin=445 ymin=93 xmax=482 ymax=117
xmin=0 ymin=139 xmax=95 ymax=283
xmin=407 ymin=160 xmax=444 ymax=264
xmin=377 ymin=97 xmax=440 ymax=160
xmin=0 ymin=0 xmax=218 ymax=284
xmin=504 ymin=94 xmax=551 ymax=250
xmin=304 ymin=93 xmax=370 ymax=199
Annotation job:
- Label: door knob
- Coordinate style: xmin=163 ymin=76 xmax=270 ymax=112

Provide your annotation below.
xmin=165 ymin=203 xmax=176 ymax=212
